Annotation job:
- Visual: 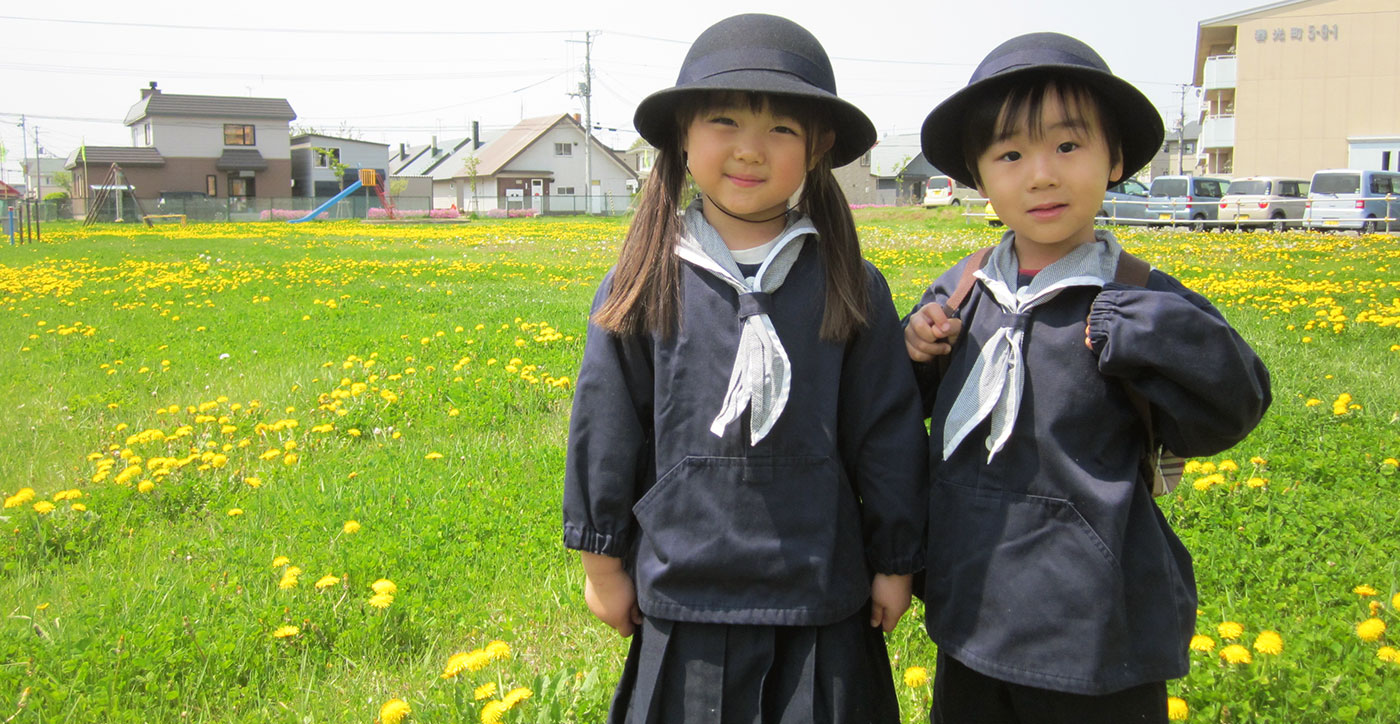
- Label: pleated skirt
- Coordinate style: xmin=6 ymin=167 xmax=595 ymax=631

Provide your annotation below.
xmin=607 ymin=605 xmax=902 ymax=724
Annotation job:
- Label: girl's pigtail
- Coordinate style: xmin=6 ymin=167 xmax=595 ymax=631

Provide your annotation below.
xmin=801 ymin=154 xmax=868 ymax=342
xmin=592 ymin=140 xmax=687 ymax=338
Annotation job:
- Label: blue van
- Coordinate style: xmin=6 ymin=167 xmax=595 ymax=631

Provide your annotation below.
xmin=1145 ymin=175 xmax=1230 ymax=230
xmin=1304 ymin=169 xmax=1399 ymax=233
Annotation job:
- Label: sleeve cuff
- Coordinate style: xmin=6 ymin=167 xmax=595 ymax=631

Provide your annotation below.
xmin=868 ymin=548 xmax=925 ymax=577
xmin=563 ymin=524 xmax=631 ymax=558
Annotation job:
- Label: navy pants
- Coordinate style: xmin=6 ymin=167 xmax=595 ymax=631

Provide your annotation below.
xmin=931 ymin=652 xmax=1168 ymax=724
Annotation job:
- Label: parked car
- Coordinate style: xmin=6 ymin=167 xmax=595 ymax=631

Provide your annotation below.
xmin=1218 ymin=176 xmax=1310 ymax=231
xmin=1145 ymin=175 xmax=1229 ymax=230
xmin=1303 ymin=169 xmax=1400 ymax=233
xmin=1099 ymin=178 xmax=1151 ymax=225
xmin=923 ymin=175 xmax=976 ymax=208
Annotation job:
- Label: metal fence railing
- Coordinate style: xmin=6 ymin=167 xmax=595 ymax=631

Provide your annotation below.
xmin=959 ymin=195 xmax=1398 ymax=232
xmin=64 ymin=192 xmax=634 ymax=223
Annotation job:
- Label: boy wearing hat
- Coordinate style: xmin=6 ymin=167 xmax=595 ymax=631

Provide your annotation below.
xmin=904 ymin=33 xmax=1271 ymax=722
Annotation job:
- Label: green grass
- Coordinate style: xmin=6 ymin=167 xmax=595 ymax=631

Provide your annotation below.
xmin=1 ymin=214 xmax=1398 ymax=723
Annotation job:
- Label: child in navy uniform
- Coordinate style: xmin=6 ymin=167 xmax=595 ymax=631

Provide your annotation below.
xmin=564 ymin=14 xmax=927 ymax=724
xmin=905 ymin=33 xmax=1271 ymax=723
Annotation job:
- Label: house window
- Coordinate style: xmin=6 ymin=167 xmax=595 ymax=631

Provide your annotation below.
xmin=554 ymin=143 xmax=573 ymax=157
xmin=206 ymin=175 xmax=217 ymax=197
xmin=315 ymin=148 xmax=341 ymax=168
xmin=144 ymin=123 xmax=152 ymax=146
xmin=1183 ymin=142 xmax=1196 ymax=154
xmin=556 ymin=186 xmax=575 ymax=195
xmin=860 ymin=151 xmax=871 ymax=167
xmin=229 ymin=177 xmax=255 ymax=197
xmin=224 ymin=124 xmax=256 ymax=146
xmin=876 ymin=178 xmax=897 ymax=190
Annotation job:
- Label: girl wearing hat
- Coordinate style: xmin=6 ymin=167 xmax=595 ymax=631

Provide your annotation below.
xmin=563 ymin=13 xmax=926 ymax=724
xmin=905 ymin=33 xmax=1271 ymax=723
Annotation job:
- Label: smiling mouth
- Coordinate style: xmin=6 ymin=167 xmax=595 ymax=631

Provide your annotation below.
xmin=726 ymin=174 xmax=764 ymax=187
xmin=1027 ymin=203 xmax=1067 ymax=217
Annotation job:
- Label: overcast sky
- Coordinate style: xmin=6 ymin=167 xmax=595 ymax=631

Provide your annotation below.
xmin=1 ymin=0 xmax=1268 ymax=182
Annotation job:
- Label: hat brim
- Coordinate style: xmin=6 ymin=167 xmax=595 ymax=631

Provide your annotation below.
xmin=634 ymin=69 xmax=877 ymax=168
xmin=921 ymin=65 xmax=1164 ymax=189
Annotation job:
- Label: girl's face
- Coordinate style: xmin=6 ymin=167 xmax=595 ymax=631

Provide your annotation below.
xmin=683 ymin=102 xmax=828 ymax=245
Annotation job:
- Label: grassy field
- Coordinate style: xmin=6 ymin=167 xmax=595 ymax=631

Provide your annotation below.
xmin=1 ymin=207 xmax=1397 ymax=723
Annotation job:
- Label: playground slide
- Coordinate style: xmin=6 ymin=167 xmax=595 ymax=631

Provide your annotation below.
xmin=289 ymin=179 xmax=364 ymax=223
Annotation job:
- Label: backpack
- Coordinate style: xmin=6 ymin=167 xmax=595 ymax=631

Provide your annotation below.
xmin=937 ymin=247 xmax=1186 ymax=497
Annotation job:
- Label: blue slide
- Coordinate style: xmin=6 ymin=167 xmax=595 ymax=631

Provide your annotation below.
xmin=289 ymin=179 xmax=364 ymax=223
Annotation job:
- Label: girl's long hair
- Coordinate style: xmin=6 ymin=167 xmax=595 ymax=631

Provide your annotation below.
xmin=593 ymin=92 xmax=867 ymax=342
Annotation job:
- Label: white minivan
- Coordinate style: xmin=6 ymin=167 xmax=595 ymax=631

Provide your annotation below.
xmin=1304 ymin=169 xmax=1400 ymax=233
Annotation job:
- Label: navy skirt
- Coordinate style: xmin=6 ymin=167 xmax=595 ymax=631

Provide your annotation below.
xmin=607 ymin=604 xmax=901 ymax=724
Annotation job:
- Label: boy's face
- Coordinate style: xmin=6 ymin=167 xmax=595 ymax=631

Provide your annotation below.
xmin=974 ymin=91 xmax=1122 ymax=267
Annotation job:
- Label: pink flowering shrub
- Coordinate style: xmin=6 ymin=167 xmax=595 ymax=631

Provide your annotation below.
xmin=848 ymin=203 xmax=894 ymax=210
xmin=366 ymin=208 xmax=461 ymax=220
xmin=484 ymin=208 xmax=542 ymax=218
xmin=261 ymin=209 xmax=329 ymax=221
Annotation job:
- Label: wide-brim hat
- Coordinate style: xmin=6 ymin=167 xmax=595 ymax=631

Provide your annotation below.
xmin=634 ymin=14 xmax=876 ymax=168
xmin=921 ymin=32 xmax=1164 ymax=188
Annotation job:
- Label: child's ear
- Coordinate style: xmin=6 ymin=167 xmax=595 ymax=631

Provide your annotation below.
xmin=1108 ymin=157 xmax=1124 ymax=185
xmin=809 ymin=131 xmax=836 ymax=170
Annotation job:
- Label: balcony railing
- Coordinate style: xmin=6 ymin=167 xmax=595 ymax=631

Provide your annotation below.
xmin=1201 ymin=114 xmax=1236 ymax=149
xmin=1203 ymin=54 xmax=1237 ymax=90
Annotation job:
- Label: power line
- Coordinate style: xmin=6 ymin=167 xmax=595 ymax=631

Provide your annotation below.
xmin=0 ymin=14 xmax=583 ymax=36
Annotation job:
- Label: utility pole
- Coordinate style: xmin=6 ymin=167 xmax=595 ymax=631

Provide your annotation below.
xmin=33 ymin=125 xmax=41 ymax=207
xmin=19 ymin=115 xmax=29 ymax=197
xmin=1176 ymin=85 xmax=1187 ymax=176
xmin=568 ymin=31 xmax=595 ymax=214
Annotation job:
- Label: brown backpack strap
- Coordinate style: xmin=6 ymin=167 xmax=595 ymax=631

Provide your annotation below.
xmin=1113 ymin=250 xmax=1151 ymax=287
xmin=941 ymin=246 xmax=993 ymax=317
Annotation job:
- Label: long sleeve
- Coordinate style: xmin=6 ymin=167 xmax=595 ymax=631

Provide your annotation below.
xmin=562 ymin=276 xmax=655 ymax=558
xmin=903 ymin=258 xmax=976 ymax=417
xmin=1088 ymin=274 xmax=1271 ymax=458
xmin=839 ymin=263 xmax=930 ymax=575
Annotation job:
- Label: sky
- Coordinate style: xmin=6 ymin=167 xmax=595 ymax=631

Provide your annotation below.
xmin=0 ymin=0 xmax=1270 ymax=184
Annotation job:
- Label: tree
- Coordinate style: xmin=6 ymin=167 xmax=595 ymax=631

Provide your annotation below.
xmin=312 ymin=147 xmax=351 ymax=190
xmin=51 ymin=169 xmax=72 ymax=195
xmin=461 ymin=154 xmax=480 ymax=216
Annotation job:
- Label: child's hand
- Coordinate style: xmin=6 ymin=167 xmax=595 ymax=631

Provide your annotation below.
xmin=870 ymin=573 xmax=913 ymax=632
xmin=905 ymin=304 xmax=963 ymax=362
xmin=1084 ymin=313 xmax=1094 ymax=352
xmin=581 ymin=552 xmax=643 ymax=637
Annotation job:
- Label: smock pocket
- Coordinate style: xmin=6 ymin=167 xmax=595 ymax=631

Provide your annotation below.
xmin=631 ymin=455 xmax=868 ymax=623
xmin=924 ymin=480 xmax=1128 ymax=686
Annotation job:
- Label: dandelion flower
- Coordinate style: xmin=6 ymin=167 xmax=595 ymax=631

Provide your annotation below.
xmin=371 ymin=579 xmax=397 ymax=595
xmin=1246 ymin=477 xmax=1268 ymax=488
xmin=1378 ymin=646 xmax=1399 ymax=663
xmin=1393 ymin=592 xmax=1400 ymax=611
xmin=271 ymin=555 xmax=290 ymax=567
xmin=1370 ymin=601 xmax=1382 ymax=616
xmin=71 ymin=503 xmax=87 ymax=512
xmin=246 ymin=476 xmax=263 ymax=488
xmin=138 ymin=480 xmax=155 ymax=493
xmin=463 ymin=649 xmax=492 ymax=671
xmin=480 ymin=700 xmax=508 ymax=724
xmin=1219 ymin=644 xmax=1252 ymax=664
xmin=1217 ymin=621 xmax=1244 ymax=640
xmin=473 ymin=682 xmax=497 ymax=700
xmin=1304 ymin=398 xmax=1321 ymax=407
xmin=1356 ymin=618 xmax=1386 ymax=642
xmin=1167 ymin=697 xmax=1189 ymax=721
xmin=227 ymin=508 xmax=243 ymax=517
xmin=379 ymin=698 xmax=411 ymax=724
xmin=272 ymin=625 xmax=299 ymax=638
xmin=343 ymin=520 xmax=361 ymax=534
xmin=33 ymin=501 xmax=55 ymax=514
xmin=368 ymin=592 xmax=394 ymax=609
xmin=1354 ymin=584 xmax=1378 ymax=596
xmin=1218 ymin=460 xmax=1238 ymax=472
xmin=279 ymin=573 xmax=299 ymax=589
xmin=485 ymin=640 xmax=511 ymax=661
xmin=425 ymin=452 xmax=443 ymax=460
xmin=3 ymin=487 xmax=36 ymax=508
xmin=285 ymin=566 xmax=303 ymax=577
xmin=502 ymin=687 xmax=532 ymax=709
xmin=315 ymin=574 xmax=340 ymax=590
xmin=903 ymin=666 xmax=929 ymax=688
xmin=1249 ymin=456 xmax=1267 ymax=465
xmin=1253 ymin=630 xmax=1283 ymax=656
xmin=442 ymin=652 xmax=472 ymax=679
xmin=1189 ymin=634 xmax=1215 ymax=652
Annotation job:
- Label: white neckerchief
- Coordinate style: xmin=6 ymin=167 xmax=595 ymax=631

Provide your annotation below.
xmin=675 ymin=202 xmax=817 ymax=445
xmin=942 ymin=230 xmax=1123 ymax=462
xmin=729 ymin=236 xmax=782 ymax=265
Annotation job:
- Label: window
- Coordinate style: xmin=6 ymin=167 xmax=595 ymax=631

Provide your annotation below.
xmin=224 ymin=124 xmax=256 ymax=146
xmin=315 ymin=148 xmax=341 ymax=168
xmin=229 ymin=177 xmax=255 ymax=197
xmin=876 ymin=178 xmax=897 ymax=190
xmin=555 ymin=186 xmax=575 ymax=195
xmin=206 ymin=175 xmax=217 ymax=197
xmin=144 ymin=123 xmax=152 ymax=146
xmin=859 ymin=151 xmax=871 ymax=167
xmin=554 ymin=143 xmax=572 ymax=156
xmin=1183 ymin=142 xmax=1196 ymax=154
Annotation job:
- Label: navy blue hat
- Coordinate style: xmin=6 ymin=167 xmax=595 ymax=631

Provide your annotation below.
xmin=633 ymin=14 xmax=876 ymax=167
xmin=921 ymin=32 xmax=1164 ymax=188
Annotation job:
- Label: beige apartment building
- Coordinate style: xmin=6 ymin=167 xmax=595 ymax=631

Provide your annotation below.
xmin=1193 ymin=0 xmax=1400 ymax=178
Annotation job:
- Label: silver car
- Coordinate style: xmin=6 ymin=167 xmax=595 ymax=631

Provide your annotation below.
xmin=1219 ymin=177 xmax=1310 ymax=231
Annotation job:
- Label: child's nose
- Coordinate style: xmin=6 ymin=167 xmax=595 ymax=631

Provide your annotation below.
xmin=1029 ymin=153 xmax=1058 ymax=189
xmin=733 ymin=132 xmax=765 ymax=163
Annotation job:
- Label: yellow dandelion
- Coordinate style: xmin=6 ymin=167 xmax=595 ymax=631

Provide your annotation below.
xmin=1304 ymin=398 xmax=1321 ymax=407
xmin=379 ymin=698 xmax=411 ymax=724
xmin=1167 ymin=696 xmax=1189 ymax=721
xmin=53 ymin=489 xmax=82 ymax=501
xmin=1183 ymin=460 xmax=1204 ymax=474
xmin=1217 ymin=621 xmax=1244 ymax=640
xmin=343 ymin=520 xmax=361 ymax=534
xmin=473 ymin=682 xmax=497 ymax=700
xmin=272 ymin=625 xmax=299 ymax=638
xmin=1189 ymin=634 xmax=1216 ymax=652
xmin=1393 ymin=592 xmax=1400 ymax=611
xmin=1370 ymin=601 xmax=1382 ymax=616
xmin=283 ymin=452 xmax=298 ymax=466
xmin=1253 ymin=630 xmax=1283 ymax=656
xmin=3 ymin=487 xmax=36 ymax=508
xmin=246 ymin=476 xmax=263 ymax=488
xmin=464 ymin=649 xmax=492 ymax=671
xmin=485 ymin=640 xmax=511 ymax=661
xmin=1249 ymin=456 xmax=1267 ymax=465
xmin=71 ymin=503 xmax=87 ymax=512
xmin=279 ymin=573 xmax=299 ymax=590
xmin=138 ymin=480 xmax=155 ymax=493
xmin=502 ymin=687 xmax=532 ymax=709
xmin=271 ymin=555 xmax=290 ymax=567
xmin=1356 ymin=618 xmax=1386 ymax=642
xmin=227 ymin=508 xmax=243 ymax=517
xmin=33 ymin=501 xmax=56 ymax=514
xmin=1383 ymin=458 xmax=1399 ymax=468
xmin=480 ymin=700 xmax=508 ymax=724
xmin=1354 ymin=584 xmax=1379 ymax=597
xmin=1219 ymin=644 xmax=1252 ymax=664
xmin=1378 ymin=646 xmax=1399 ymax=663
xmin=371 ymin=579 xmax=397 ymax=595
xmin=285 ymin=566 xmax=302 ymax=576
xmin=442 ymin=652 xmax=472 ymax=680
xmin=1218 ymin=460 xmax=1239 ymax=472
xmin=315 ymin=574 xmax=340 ymax=590
xmin=903 ymin=666 xmax=929 ymax=688
xmin=368 ymin=592 xmax=394 ymax=609
xmin=425 ymin=452 xmax=443 ymax=460
xmin=1246 ymin=477 xmax=1268 ymax=488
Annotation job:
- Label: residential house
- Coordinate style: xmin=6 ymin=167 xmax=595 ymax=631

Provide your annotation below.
xmin=66 ymin=82 xmax=297 ymax=218
xmin=290 ymin=133 xmax=389 ymax=197
xmin=1149 ymin=121 xmax=1203 ymax=178
xmin=21 ymin=158 xmax=68 ymax=198
xmin=426 ymin=114 xmax=636 ymax=214
xmin=834 ymin=133 xmax=930 ymax=206
xmin=622 ymin=144 xmax=656 ymax=193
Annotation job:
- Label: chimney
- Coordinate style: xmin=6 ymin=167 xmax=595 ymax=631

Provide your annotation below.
xmin=573 ymin=113 xmax=581 ymax=124
xmin=472 ymin=121 xmax=481 ymax=151
xmin=141 ymin=81 xmax=161 ymax=99
xmin=399 ymin=143 xmax=406 ymax=160
xmin=431 ymin=135 xmax=439 ymax=155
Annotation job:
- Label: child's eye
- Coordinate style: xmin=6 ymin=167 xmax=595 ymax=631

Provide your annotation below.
xmin=772 ymin=125 xmax=800 ymax=136
xmin=1057 ymin=141 xmax=1079 ymax=153
xmin=999 ymin=150 xmax=1021 ymax=162
xmin=707 ymin=115 xmax=737 ymax=126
